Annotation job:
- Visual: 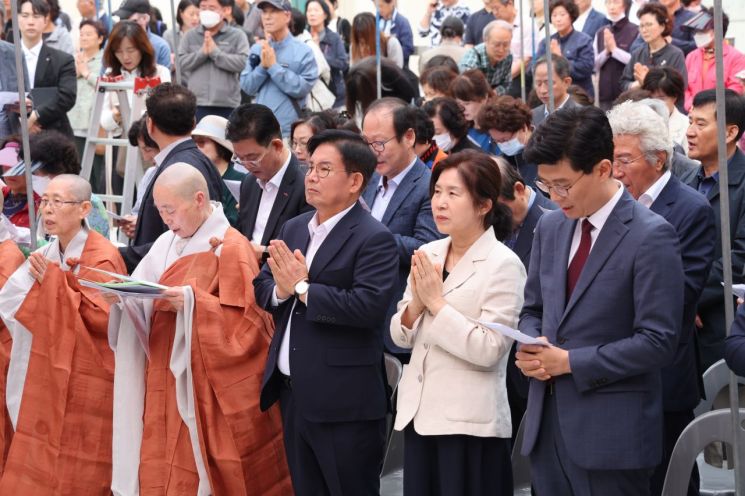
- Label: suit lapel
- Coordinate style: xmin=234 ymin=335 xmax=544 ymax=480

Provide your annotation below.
xmin=650 ymin=176 xmax=677 ymax=219
xmin=34 ymin=45 xmax=51 ymax=87
xmin=242 ymin=180 xmax=262 ymax=239
xmin=381 ymin=160 xmax=423 ymax=226
xmin=553 ymin=216 xmax=574 ymax=318
xmin=442 ymin=231 xmax=494 ymax=295
xmin=308 ymin=203 xmax=362 ymax=279
xmin=514 ymin=202 xmax=542 ymax=260
xmin=362 ymin=174 xmax=379 ymax=208
xmin=561 ymin=193 xmax=633 ymax=321
xmin=262 ymin=158 xmax=298 ymax=245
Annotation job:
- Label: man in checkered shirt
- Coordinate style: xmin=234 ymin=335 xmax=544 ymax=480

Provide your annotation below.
xmin=459 ymin=19 xmax=514 ymax=95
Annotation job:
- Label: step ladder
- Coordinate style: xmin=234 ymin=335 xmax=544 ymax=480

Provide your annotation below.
xmin=79 ymin=77 xmax=156 ymax=220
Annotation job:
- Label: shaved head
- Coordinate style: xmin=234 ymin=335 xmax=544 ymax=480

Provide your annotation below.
xmin=153 ymin=162 xmax=211 ymax=202
xmin=49 ymin=174 xmax=92 ymax=202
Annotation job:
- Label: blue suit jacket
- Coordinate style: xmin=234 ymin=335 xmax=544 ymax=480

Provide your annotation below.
xmin=726 ymin=304 xmax=745 ymax=377
xmin=581 ymin=8 xmax=610 ymax=38
xmin=362 ymin=159 xmax=442 ymax=354
xmin=519 ymin=189 xmax=684 ymax=470
xmin=513 ymin=191 xmax=557 ymax=273
xmin=650 ymin=175 xmax=716 ymax=411
xmin=255 ymin=202 xmax=399 ymax=422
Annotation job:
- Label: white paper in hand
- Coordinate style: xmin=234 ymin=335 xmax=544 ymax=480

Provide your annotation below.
xmin=223 ymin=179 xmax=242 ymax=202
xmin=478 ymin=321 xmax=550 ymax=346
xmin=721 ymin=282 xmax=745 ymax=299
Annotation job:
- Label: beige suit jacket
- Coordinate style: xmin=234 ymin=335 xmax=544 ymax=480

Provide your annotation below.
xmin=390 ymin=228 xmax=527 ymax=438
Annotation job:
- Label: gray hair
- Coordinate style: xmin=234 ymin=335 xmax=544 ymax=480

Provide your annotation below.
xmin=483 ymin=19 xmax=513 ymax=42
xmin=607 ymin=100 xmax=673 ymax=171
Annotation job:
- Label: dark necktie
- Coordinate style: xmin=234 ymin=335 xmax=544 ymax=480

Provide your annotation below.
xmin=567 ymin=219 xmax=593 ymax=299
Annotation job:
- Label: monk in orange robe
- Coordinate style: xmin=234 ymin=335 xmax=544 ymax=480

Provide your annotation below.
xmin=109 ymin=163 xmax=291 ymax=496
xmin=0 ymin=175 xmax=126 ymax=494
xmin=0 ymin=240 xmax=24 ymax=474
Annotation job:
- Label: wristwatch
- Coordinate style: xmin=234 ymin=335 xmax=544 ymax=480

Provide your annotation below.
xmin=294 ymin=280 xmax=310 ymax=298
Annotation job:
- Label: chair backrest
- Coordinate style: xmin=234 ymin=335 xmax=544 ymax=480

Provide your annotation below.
xmin=384 ymin=353 xmax=403 ymax=399
xmin=695 ymin=359 xmax=745 ymax=417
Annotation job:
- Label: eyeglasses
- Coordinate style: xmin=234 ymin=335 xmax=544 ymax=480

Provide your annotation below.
xmin=364 ymin=136 xmax=395 ymax=153
xmin=233 ymin=149 xmax=268 ymax=168
xmin=487 ymin=41 xmax=511 ymax=49
xmin=613 ymin=154 xmax=646 ymax=169
xmin=535 ymin=173 xmax=585 ymax=198
xmin=305 ymin=164 xmax=344 ymax=179
xmin=291 ymin=139 xmax=309 ymax=151
xmin=40 ymin=198 xmax=84 ymax=209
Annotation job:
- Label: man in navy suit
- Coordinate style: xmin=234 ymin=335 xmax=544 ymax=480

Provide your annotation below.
xmin=361 ymin=98 xmax=441 ymax=361
xmin=609 ymin=100 xmax=715 ymax=496
xmin=254 ymin=130 xmax=399 ymax=496
xmin=119 ymin=84 xmax=223 ymax=272
xmin=574 ymin=0 xmax=610 ymax=38
xmin=515 ymin=105 xmax=684 ymax=495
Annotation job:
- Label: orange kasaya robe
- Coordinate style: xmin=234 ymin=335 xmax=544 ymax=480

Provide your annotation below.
xmin=0 ymin=240 xmax=24 ymax=475
xmin=138 ymin=227 xmax=292 ymax=496
xmin=0 ymin=230 xmax=126 ymax=495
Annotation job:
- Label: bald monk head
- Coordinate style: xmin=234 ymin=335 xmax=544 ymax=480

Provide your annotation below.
xmin=153 ymin=163 xmax=213 ymax=238
xmin=40 ymin=174 xmax=93 ymax=250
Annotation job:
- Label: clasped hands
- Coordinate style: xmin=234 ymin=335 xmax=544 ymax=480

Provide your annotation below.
xmin=515 ymin=338 xmax=571 ymax=381
xmin=267 ymin=240 xmax=308 ymax=300
xmin=259 ymin=37 xmax=277 ymax=69
xmin=406 ymin=250 xmax=446 ymax=317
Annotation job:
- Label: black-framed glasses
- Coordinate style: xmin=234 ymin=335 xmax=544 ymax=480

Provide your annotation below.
xmin=535 ymin=173 xmax=585 ymax=198
xmin=364 ymin=136 xmax=396 ymax=153
xmin=40 ymin=199 xmax=84 ymax=209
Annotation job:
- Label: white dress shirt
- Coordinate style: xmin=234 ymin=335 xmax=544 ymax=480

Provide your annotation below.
xmin=252 ymin=153 xmax=291 ymax=244
xmin=153 ymin=136 xmax=191 ymax=167
xmin=638 ymin=170 xmax=671 ymax=209
xmin=544 ymin=94 xmax=571 ymax=117
xmin=22 ymin=40 xmax=43 ymax=89
xmin=370 ymin=156 xmax=417 ymax=222
xmin=573 ymin=8 xmax=591 ymax=34
xmin=568 ymin=181 xmax=624 ymax=265
xmin=275 ymin=202 xmax=357 ymax=375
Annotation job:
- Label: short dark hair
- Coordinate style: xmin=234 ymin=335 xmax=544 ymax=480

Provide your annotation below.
xmin=692 ymin=89 xmax=745 ymax=141
xmin=641 ymin=66 xmax=685 ymax=105
xmin=364 ymin=97 xmax=417 ymax=142
xmin=420 ymin=66 xmax=458 ymax=98
xmin=423 ymin=97 xmax=469 ymax=140
xmin=176 ymin=0 xmax=198 ymax=27
xmin=450 ymin=69 xmax=494 ymax=102
xmin=549 ymin=0 xmax=579 ymax=23
xmin=524 ymin=105 xmax=614 ymax=174
xmin=291 ymin=111 xmax=337 ymax=143
xmin=307 ymin=130 xmax=377 ymax=190
xmin=128 ymin=114 xmax=158 ymax=148
xmin=18 ymin=0 xmax=50 ymax=18
xmin=305 ymin=0 xmax=330 ymax=27
xmin=637 ymin=3 xmax=672 ymax=38
xmin=495 ymin=156 xmax=525 ymax=201
xmin=423 ymin=54 xmax=460 ymax=74
xmin=226 ymin=103 xmax=283 ymax=146
xmin=29 ymin=131 xmax=80 ymax=175
xmin=413 ymin=108 xmax=435 ymax=145
xmin=440 ymin=15 xmax=464 ymax=39
xmin=476 ymin=95 xmax=531 ymax=133
xmin=430 ymin=150 xmax=513 ymax=239
xmin=79 ymin=19 xmax=107 ymax=48
xmin=533 ymin=54 xmax=571 ymax=80
xmin=290 ymin=8 xmax=306 ymax=36
xmin=145 ymin=83 xmax=197 ymax=136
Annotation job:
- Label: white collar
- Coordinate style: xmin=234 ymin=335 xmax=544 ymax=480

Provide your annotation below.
xmin=259 ymin=150 xmax=291 ymax=191
xmin=154 ymin=137 xmax=191 ymax=166
xmin=308 ymin=202 xmax=356 ymax=238
xmin=377 ymin=155 xmax=417 ymax=190
xmin=544 ymin=94 xmax=571 ymax=116
xmin=639 ymin=170 xmax=671 ymax=207
xmin=173 ymin=202 xmax=230 ymax=257
xmin=22 ymin=39 xmax=43 ymax=57
xmin=584 ymin=180 xmax=624 ymax=232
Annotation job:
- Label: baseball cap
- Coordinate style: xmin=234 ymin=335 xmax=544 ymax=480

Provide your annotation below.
xmin=257 ymin=0 xmax=292 ymax=12
xmin=114 ymin=0 xmax=151 ymax=19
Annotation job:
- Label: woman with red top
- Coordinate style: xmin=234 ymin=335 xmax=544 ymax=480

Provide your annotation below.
xmin=0 ymin=139 xmax=41 ymax=229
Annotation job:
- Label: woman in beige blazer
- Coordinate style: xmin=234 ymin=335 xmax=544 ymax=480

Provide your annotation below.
xmin=390 ymin=150 xmax=527 ymax=496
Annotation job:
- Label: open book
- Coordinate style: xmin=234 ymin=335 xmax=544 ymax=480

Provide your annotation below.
xmin=78 ymin=266 xmax=168 ymax=298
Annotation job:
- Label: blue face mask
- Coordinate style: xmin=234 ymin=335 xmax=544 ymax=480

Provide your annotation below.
xmin=498 ymin=137 xmax=524 ymax=156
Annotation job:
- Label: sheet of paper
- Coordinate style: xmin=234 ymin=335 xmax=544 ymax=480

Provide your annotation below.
xmin=223 ymin=179 xmax=241 ymax=202
xmin=80 ymin=265 xmax=168 ymax=289
xmin=79 ymin=279 xmax=167 ymax=298
xmin=478 ymin=320 xmax=550 ymax=346
xmin=106 ymin=209 xmax=125 ymax=221
xmin=730 ymin=283 xmax=745 ymax=299
xmin=0 ymin=92 xmax=22 ymax=108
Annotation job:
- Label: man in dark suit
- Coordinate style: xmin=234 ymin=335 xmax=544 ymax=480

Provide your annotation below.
xmin=360 ymin=98 xmax=441 ymax=361
xmin=531 ymin=54 xmax=579 ymax=127
xmin=609 ymin=100 xmax=716 ymax=496
xmin=516 ymin=106 xmax=684 ymax=495
xmin=575 ymin=0 xmax=610 ymax=38
xmin=17 ymin=0 xmax=76 ymax=138
xmin=119 ymin=84 xmax=223 ymax=272
xmin=254 ymin=130 xmax=399 ymax=495
xmin=225 ymin=104 xmax=311 ymax=260
xmin=680 ymin=89 xmax=745 ymax=374
xmin=726 ymin=304 xmax=745 ymax=376
xmin=496 ymin=157 xmax=556 ymax=440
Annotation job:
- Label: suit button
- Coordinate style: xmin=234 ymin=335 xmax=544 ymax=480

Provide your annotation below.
xmin=557 ymin=337 xmax=567 ymax=345
xmin=418 ymin=375 xmax=423 ymax=383
xmin=423 ymin=343 xmax=429 ymax=349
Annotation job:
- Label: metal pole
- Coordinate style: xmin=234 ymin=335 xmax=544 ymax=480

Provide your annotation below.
xmin=107 ymin=0 xmax=113 ymax=32
xmin=519 ymin=0 xmax=526 ymax=101
xmin=713 ymin=0 xmax=744 ymax=489
xmin=170 ymin=0 xmax=181 ymax=85
xmin=542 ymin=0 xmax=554 ymax=112
xmin=10 ymin=0 xmax=37 ymax=250
xmin=374 ymin=0 xmax=382 ymax=100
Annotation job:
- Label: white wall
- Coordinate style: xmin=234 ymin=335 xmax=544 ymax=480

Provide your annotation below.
xmin=55 ymin=0 xmax=744 ymax=50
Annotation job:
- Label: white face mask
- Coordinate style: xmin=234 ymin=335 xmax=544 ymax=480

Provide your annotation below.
xmin=433 ymin=132 xmax=453 ymax=152
xmin=498 ymin=136 xmax=524 ymax=156
xmin=199 ymin=10 xmax=221 ymax=29
xmin=694 ymin=31 xmax=713 ymax=48
xmin=606 ymin=12 xmax=624 ymax=23
xmin=31 ymin=174 xmax=51 ymax=196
